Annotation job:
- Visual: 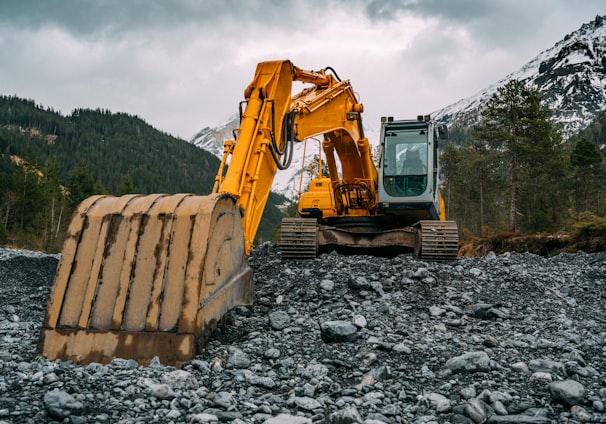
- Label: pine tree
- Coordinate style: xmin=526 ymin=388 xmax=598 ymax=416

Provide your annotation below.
xmin=41 ymin=158 xmax=68 ymax=250
xmin=570 ymin=137 xmax=605 ymax=213
xmin=473 ymin=80 xmax=564 ymax=232
xmin=67 ymin=162 xmax=96 ymax=208
xmin=116 ymin=172 xmax=135 ymax=196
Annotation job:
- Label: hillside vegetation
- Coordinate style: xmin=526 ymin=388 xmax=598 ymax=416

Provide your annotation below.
xmin=441 ymin=80 xmax=606 ymax=250
xmin=1 ymin=86 xmax=604 ymax=255
xmin=0 ymin=95 xmax=285 ymax=251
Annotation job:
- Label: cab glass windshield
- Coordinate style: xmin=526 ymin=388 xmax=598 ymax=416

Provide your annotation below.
xmin=382 ymin=126 xmax=428 ymax=196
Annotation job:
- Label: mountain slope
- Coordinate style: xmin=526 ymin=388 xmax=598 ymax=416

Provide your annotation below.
xmin=434 ymin=15 xmax=606 ymax=137
xmin=0 ymin=96 xmax=221 ymax=195
xmin=191 ymin=15 xmax=606 ymax=199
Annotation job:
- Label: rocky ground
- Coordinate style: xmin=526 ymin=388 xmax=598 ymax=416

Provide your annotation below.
xmin=0 ymin=244 xmax=605 ymax=423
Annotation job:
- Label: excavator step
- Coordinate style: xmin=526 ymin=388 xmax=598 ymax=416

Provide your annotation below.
xmin=416 ymin=220 xmax=459 ymax=262
xmin=37 ymin=193 xmax=254 ymax=367
xmin=279 ymin=218 xmax=318 ymax=259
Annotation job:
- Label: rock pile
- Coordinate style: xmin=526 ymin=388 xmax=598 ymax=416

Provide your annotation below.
xmin=0 ymin=245 xmax=605 ymax=423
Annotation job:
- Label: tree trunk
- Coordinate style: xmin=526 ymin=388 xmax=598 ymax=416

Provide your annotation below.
xmin=509 ymin=152 xmax=517 ymax=232
xmin=479 ymin=169 xmax=485 ymax=236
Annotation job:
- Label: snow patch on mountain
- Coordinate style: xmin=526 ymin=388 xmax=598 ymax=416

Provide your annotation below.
xmin=434 ymin=15 xmax=606 ymax=138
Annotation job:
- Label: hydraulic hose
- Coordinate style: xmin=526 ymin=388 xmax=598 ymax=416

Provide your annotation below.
xmin=323 ymin=66 xmax=341 ymax=82
xmin=270 ymin=110 xmax=296 ymax=170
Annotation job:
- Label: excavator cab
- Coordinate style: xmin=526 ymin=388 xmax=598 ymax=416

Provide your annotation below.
xmin=377 ymin=117 xmax=446 ymax=222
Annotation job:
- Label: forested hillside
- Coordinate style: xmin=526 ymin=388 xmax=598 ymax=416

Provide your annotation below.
xmin=576 ymin=110 xmax=606 ymax=152
xmin=441 ymin=80 xmax=606 ymax=247
xmin=0 ymin=95 xmax=285 ymax=250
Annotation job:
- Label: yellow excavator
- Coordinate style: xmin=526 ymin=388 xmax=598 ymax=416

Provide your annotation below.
xmin=37 ymin=60 xmax=458 ymax=367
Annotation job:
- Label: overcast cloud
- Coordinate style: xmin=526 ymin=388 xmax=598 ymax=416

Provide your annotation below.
xmin=0 ymin=0 xmax=604 ymax=139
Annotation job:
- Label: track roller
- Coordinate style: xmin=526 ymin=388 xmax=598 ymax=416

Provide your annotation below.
xmin=279 ymin=218 xmax=318 ymax=258
xmin=416 ymin=220 xmax=459 ymax=262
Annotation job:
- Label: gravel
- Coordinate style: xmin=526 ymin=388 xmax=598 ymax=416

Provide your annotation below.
xmin=0 ymin=244 xmax=605 ymax=423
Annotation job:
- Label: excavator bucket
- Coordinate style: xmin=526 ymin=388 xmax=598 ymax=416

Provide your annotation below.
xmin=37 ymin=193 xmax=254 ymax=367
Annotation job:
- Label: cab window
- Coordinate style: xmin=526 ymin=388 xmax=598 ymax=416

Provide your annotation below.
xmin=382 ymin=127 xmax=428 ymax=196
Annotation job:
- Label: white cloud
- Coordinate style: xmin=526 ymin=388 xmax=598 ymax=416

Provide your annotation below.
xmin=0 ymin=0 xmax=604 ymax=139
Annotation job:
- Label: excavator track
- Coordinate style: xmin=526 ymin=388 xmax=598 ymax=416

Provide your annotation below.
xmin=279 ymin=218 xmax=318 ymax=259
xmin=416 ymin=220 xmax=459 ymax=262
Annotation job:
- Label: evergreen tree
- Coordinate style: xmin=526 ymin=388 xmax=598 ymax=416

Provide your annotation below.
xmin=67 ymin=162 xmax=96 ymax=208
xmin=570 ymin=137 xmax=605 ymax=213
xmin=116 ymin=172 xmax=135 ymax=196
xmin=40 ymin=158 xmax=68 ymax=250
xmin=473 ymin=80 xmax=564 ymax=232
xmin=440 ymin=141 xmax=505 ymax=236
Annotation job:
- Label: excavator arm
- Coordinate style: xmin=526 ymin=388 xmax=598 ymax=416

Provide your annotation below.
xmin=213 ymin=60 xmax=376 ymax=254
xmin=38 ymin=60 xmax=376 ymax=366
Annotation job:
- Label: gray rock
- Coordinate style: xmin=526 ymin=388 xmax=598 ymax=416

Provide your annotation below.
xmin=190 ymin=413 xmax=220 ymax=423
xmin=43 ymin=389 xmax=85 ymax=419
xmin=549 ymin=379 xmax=585 ymax=406
xmin=528 ymin=359 xmax=566 ymax=376
xmin=227 ymin=348 xmax=251 ymax=369
xmin=264 ymin=414 xmax=312 ymax=424
xmin=264 ymin=348 xmax=281 ymax=359
xmin=305 ymin=362 xmax=329 ymax=378
xmin=429 ymin=305 xmax=446 ymax=316
xmin=492 ymin=400 xmax=508 ymax=416
xmin=293 ymin=396 xmax=322 ymax=411
xmin=445 ymin=351 xmax=491 ymax=374
xmin=320 ymin=320 xmax=358 ymax=343
xmin=43 ymin=372 xmax=60 ymax=384
xmin=392 ymin=343 xmax=411 ymax=354
xmin=353 ymin=314 xmax=367 ymax=328
xmin=428 ymin=392 xmax=451 ymax=412
xmin=250 ymin=376 xmax=276 ymax=389
xmin=148 ymin=382 xmax=176 ymax=400
xmin=213 ymin=391 xmax=237 ymax=409
xmin=460 ymin=386 xmax=477 ymax=400
xmin=487 ymin=416 xmax=551 ymax=423
xmin=320 ymin=279 xmax=335 ymax=291
xmin=325 ymin=406 xmax=363 ymax=423
xmin=3 ymin=246 xmax=606 ymax=424
xmin=357 ymin=366 xmax=390 ymax=388
xmin=162 ymin=369 xmax=197 ymax=389
xmin=269 ymin=310 xmax=291 ymax=330
xmin=466 ymin=398 xmax=493 ymax=424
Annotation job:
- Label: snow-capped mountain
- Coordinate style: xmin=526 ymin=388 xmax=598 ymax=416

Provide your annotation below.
xmin=191 ymin=15 xmax=606 ymax=198
xmin=434 ymin=15 xmax=606 ymax=137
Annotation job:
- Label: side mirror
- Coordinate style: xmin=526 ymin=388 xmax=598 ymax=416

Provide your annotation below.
xmin=438 ymin=124 xmax=449 ymax=140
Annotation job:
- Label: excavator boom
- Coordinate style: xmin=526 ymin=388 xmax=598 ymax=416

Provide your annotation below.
xmin=38 ymin=60 xmax=369 ymax=366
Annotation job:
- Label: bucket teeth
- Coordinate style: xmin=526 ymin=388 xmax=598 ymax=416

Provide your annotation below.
xmin=38 ymin=193 xmax=254 ymax=367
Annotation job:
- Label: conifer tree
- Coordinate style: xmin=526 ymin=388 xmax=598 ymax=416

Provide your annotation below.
xmin=67 ymin=162 xmax=96 ymax=208
xmin=570 ymin=137 xmax=605 ymax=213
xmin=116 ymin=172 xmax=135 ymax=196
xmin=473 ymin=80 xmax=564 ymax=232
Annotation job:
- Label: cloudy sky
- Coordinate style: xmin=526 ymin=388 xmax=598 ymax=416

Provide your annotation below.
xmin=1 ymin=0 xmax=604 ymax=139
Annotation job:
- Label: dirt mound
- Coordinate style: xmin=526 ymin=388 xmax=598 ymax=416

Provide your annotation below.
xmin=459 ymin=228 xmax=606 ymax=258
